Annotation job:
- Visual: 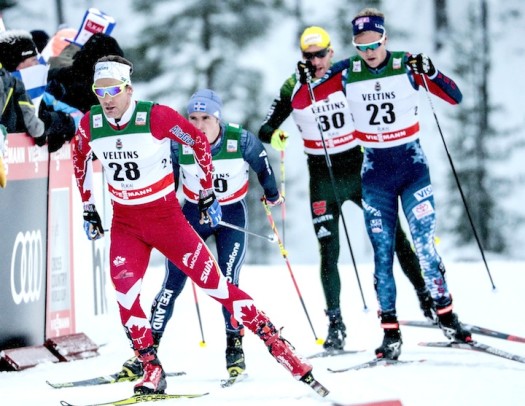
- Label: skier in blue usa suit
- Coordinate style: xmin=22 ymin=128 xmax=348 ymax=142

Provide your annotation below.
xmin=343 ymin=8 xmax=472 ymax=360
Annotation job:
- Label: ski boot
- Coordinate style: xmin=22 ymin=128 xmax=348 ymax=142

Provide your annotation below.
xmin=375 ymin=314 xmax=403 ymax=360
xmin=256 ymin=321 xmax=329 ymax=396
xmin=118 ymin=331 xmax=162 ymax=381
xmin=133 ymin=347 xmax=167 ymax=395
xmin=417 ymin=290 xmax=437 ymax=323
xmin=323 ymin=308 xmax=347 ymax=351
xmin=437 ymin=307 xmax=472 ymax=342
xmin=117 ymin=355 xmax=143 ymax=381
xmin=256 ymin=321 xmax=312 ymax=380
xmin=225 ymin=329 xmax=246 ymax=377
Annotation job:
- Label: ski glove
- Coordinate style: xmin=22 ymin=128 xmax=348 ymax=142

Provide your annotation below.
xmin=406 ymin=53 xmax=436 ymax=76
xmin=83 ymin=204 xmax=104 ymax=240
xmin=297 ymin=60 xmax=316 ymax=84
xmin=265 ymin=192 xmax=285 ymax=207
xmin=41 ymin=109 xmax=76 ymax=153
xmin=199 ymin=188 xmax=222 ymax=227
xmin=270 ymin=129 xmax=289 ymax=151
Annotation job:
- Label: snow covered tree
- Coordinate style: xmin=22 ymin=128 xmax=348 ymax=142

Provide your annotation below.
xmin=0 ymin=0 xmax=16 ymax=11
xmin=445 ymin=0 xmax=505 ymax=253
xmin=126 ymin=0 xmax=289 ymax=263
xmin=433 ymin=0 xmax=448 ymax=52
xmin=333 ymin=0 xmax=382 ymax=53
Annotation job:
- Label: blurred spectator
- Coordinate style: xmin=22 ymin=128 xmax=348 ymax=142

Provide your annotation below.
xmin=41 ymin=27 xmax=79 ymax=69
xmin=0 ymin=29 xmax=77 ymax=152
xmin=30 ymin=29 xmax=50 ymax=53
xmin=47 ymin=32 xmax=124 ymax=113
xmin=0 ymin=65 xmax=45 ymax=144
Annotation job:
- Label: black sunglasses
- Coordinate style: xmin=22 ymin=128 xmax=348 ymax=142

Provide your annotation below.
xmin=302 ymin=48 xmax=329 ymax=60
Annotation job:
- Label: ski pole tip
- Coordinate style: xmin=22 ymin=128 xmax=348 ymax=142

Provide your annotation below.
xmin=200 ymin=341 xmax=206 ymax=348
xmin=315 ymin=338 xmax=325 ymax=345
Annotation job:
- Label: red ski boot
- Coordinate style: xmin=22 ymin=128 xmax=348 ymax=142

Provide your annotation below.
xmin=256 ymin=321 xmax=329 ymax=396
xmin=133 ymin=348 xmax=166 ymax=395
xmin=256 ymin=321 xmax=311 ymax=379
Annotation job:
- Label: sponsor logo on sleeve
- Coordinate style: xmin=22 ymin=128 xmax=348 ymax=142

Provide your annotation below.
xmin=170 ymin=125 xmax=195 ymax=146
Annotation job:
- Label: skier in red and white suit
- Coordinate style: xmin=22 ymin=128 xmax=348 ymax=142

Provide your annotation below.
xmin=73 ymin=55 xmax=324 ymax=396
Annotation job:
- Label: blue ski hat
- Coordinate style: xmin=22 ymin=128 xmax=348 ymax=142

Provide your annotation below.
xmin=187 ymin=89 xmax=222 ymax=120
xmin=351 ymin=15 xmax=385 ymax=36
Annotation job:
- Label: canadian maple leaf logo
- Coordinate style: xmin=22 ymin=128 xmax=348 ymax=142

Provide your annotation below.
xmin=239 ymin=303 xmax=266 ymax=330
xmin=126 ymin=316 xmax=150 ymax=347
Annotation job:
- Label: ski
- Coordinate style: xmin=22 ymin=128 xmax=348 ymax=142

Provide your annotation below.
xmin=47 ymin=371 xmax=186 ymax=389
xmin=419 ymin=340 xmax=525 ymax=364
xmin=328 ymin=358 xmax=425 ymax=373
xmin=302 ymin=372 xmax=330 ymax=397
xmin=400 ymin=319 xmax=525 ymax=343
xmin=220 ymin=372 xmax=248 ymax=388
xmin=59 ymin=392 xmax=208 ymax=406
xmin=307 ymin=349 xmax=364 ymax=359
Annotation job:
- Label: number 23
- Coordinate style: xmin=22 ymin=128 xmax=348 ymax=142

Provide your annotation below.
xmin=367 ymin=102 xmax=395 ymax=125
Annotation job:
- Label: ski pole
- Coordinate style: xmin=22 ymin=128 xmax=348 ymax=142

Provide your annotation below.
xmin=261 ymin=197 xmax=324 ymax=345
xmin=280 ymin=150 xmax=286 ymax=247
xmin=304 ymin=71 xmax=368 ymax=311
xmin=219 ymin=221 xmax=277 ymax=243
xmin=420 ymin=74 xmax=495 ymax=290
xmin=191 ymin=282 xmax=206 ymax=347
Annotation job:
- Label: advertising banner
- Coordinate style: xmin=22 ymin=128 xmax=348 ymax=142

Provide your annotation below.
xmin=0 ymin=133 xmax=48 ymax=348
xmin=45 ymin=145 xmax=76 ymax=339
xmin=0 ymin=133 xmax=112 ymax=351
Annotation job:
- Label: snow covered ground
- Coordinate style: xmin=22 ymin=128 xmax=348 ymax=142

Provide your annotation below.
xmin=2 ymin=260 xmax=525 ymax=406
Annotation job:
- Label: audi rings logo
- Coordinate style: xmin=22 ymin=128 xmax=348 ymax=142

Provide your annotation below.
xmin=10 ymin=230 xmax=44 ymax=304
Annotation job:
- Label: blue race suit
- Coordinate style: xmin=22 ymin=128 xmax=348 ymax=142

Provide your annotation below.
xmin=344 ymin=50 xmax=462 ymax=317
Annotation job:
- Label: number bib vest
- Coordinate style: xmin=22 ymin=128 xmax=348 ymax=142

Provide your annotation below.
xmin=89 ymin=101 xmax=175 ymax=205
xmin=345 ymin=52 xmax=420 ymax=148
xmin=179 ymin=123 xmax=249 ymax=205
xmin=291 ymin=71 xmax=358 ymax=155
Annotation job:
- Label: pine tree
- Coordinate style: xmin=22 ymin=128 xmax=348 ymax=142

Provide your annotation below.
xmin=433 ymin=0 xmax=449 ymax=52
xmin=446 ymin=1 xmax=504 ymax=253
xmin=333 ymin=0 xmax=382 ymax=53
xmin=126 ymin=0 xmax=289 ymax=263
xmin=0 ymin=0 xmax=16 ymax=12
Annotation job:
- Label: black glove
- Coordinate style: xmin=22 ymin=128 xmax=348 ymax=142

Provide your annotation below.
xmin=41 ymin=109 xmax=76 ymax=153
xmin=265 ymin=192 xmax=285 ymax=207
xmin=406 ymin=53 xmax=436 ymax=76
xmin=83 ymin=204 xmax=104 ymax=240
xmin=33 ymin=135 xmax=47 ymax=147
xmin=198 ymin=188 xmax=222 ymax=227
xmin=297 ymin=60 xmax=316 ymax=84
xmin=45 ymin=78 xmax=67 ymax=100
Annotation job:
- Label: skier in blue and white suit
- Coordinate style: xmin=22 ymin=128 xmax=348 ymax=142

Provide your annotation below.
xmin=148 ymin=89 xmax=283 ymax=377
xmin=341 ymin=8 xmax=472 ymax=360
